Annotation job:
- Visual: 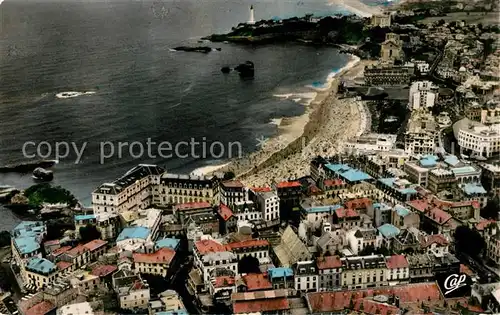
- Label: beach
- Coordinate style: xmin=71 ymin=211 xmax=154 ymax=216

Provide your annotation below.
xmin=197 ymin=55 xmax=373 ymax=185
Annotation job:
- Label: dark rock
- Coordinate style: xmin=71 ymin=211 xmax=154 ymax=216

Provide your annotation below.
xmin=172 ymin=46 xmax=214 ymax=53
xmin=234 ymin=61 xmax=255 ymax=78
xmin=221 ymin=66 xmax=231 ymax=73
xmin=0 ymin=160 xmax=57 ymax=173
xmin=32 ymin=167 xmax=54 ymax=182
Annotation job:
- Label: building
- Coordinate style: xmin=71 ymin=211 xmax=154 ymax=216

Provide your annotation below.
xmin=364 ymin=63 xmax=414 ymax=86
xmin=316 ymin=256 xmax=342 ymax=291
xmin=59 ymin=245 xmax=90 ymax=270
xmin=148 ymin=290 xmax=186 ymax=314
xmin=344 ymin=133 xmax=397 ymax=154
xmin=294 ymin=261 xmax=318 ymax=293
xmin=112 ymin=269 xmax=150 ymax=311
xmin=380 ymin=33 xmax=403 ymax=62
xmin=238 ymin=273 xmax=273 ymax=292
xmin=11 ymin=221 xmax=47 ymax=284
xmin=480 ymin=162 xmax=500 ymax=195
xmin=273 ymin=226 xmax=312 ymax=267
xmin=486 ymin=229 xmax=500 ymax=267
xmin=341 ymin=254 xmax=388 ymax=290
xmin=160 ymin=173 xmax=219 ymax=205
xmin=69 ymin=271 xmax=101 ymax=295
xmin=377 ymin=223 xmax=401 ymax=248
xmin=268 ymin=268 xmax=294 ymax=290
xmin=407 ymin=254 xmax=433 ymax=283
xmin=173 ymin=201 xmax=214 ymax=226
xmin=252 ymin=190 xmax=280 ymax=222
xmin=24 ymin=258 xmax=58 ymax=291
xmin=220 ymin=180 xmax=246 ymax=206
xmin=231 ymin=289 xmax=290 ymax=314
xmin=372 ymin=202 xmax=392 ymax=227
xmin=427 ymin=169 xmax=456 ymax=193
xmin=274 ymin=181 xmax=302 ymax=219
xmin=57 ymin=302 xmax=94 ymax=315
xmin=92 ymin=164 xmax=164 ymax=215
xmin=74 ymin=213 xmax=120 ymax=241
xmin=333 ymin=207 xmax=362 ymax=229
xmin=404 ymin=112 xmax=438 ymax=156
xmin=133 ymin=247 xmax=175 ymax=278
xmin=455 ymin=120 xmax=500 ymax=158
xmin=131 ymin=208 xmax=162 ymax=241
xmin=404 ymin=156 xmax=439 ymax=188
xmin=408 ymin=81 xmax=439 ymax=110
xmin=301 ymin=204 xmax=342 ymax=230
xmin=116 ymin=226 xmax=152 ymax=252
xmin=193 ymin=239 xmax=238 ymax=284
xmin=391 ymin=204 xmax=420 ymax=229
xmin=385 ymin=255 xmax=409 ymax=286
xmin=347 ymin=229 xmax=380 ymax=255
xmin=376 ymin=178 xmax=418 ymax=204
xmin=226 ymin=239 xmax=270 ymax=265
xmin=370 ymin=12 xmax=391 ymax=27
xmin=231 ymin=201 xmax=262 ymax=223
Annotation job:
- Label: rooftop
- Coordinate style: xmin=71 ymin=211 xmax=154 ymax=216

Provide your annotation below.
xmin=251 ymin=186 xmax=273 ymax=192
xmin=268 ymin=267 xmax=293 ymax=279
xmin=275 ymin=181 xmax=301 ymax=189
xmin=174 ymin=201 xmax=212 ymax=211
xmin=91 ymin=264 xmax=118 ymax=277
xmin=316 ymin=256 xmax=342 ymax=270
xmin=221 ymin=180 xmax=244 ymax=188
xmin=463 ymin=182 xmax=487 ymax=195
xmin=65 ymin=245 xmax=88 ymax=257
xmin=24 ymin=301 xmax=56 ymax=315
xmin=94 ymin=164 xmax=164 ymax=195
xmin=335 ymin=207 xmax=360 ymax=219
xmin=386 ymin=255 xmax=409 ymax=269
xmin=155 ymin=238 xmax=181 ymax=251
xmin=195 ymin=239 xmax=226 ymax=255
xmin=14 ymin=236 xmax=40 ymax=255
xmin=233 ymin=298 xmax=289 ymax=314
xmin=226 ymin=239 xmax=269 ymax=250
xmin=218 ymin=204 xmax=234 ymax=221
xmin=83 ymin=239 xmax=107 ymax=251
xmin=394 ymin=204 xmax=411 ymax=217
xmin=302 ymin=204 xmax=342 ymax=214
xmin=377 ymin=224 xmax=401 ymax=239
xmin=133 ymin=247 xmax=176 ymax=264
xmin=116 ymin=226 xmax=151 ymax=242
xmin=241 ymin=273 xmax=273 ymax=291
xmin=214 ymin=275 xmax=235 ymax=288
xmin=26 ymin=257 xmax=56 ymax=274
xmin=56 ymin=261 xmax=73 ymax=271
xmin=74 ymin=214 xmax=96 ymax=221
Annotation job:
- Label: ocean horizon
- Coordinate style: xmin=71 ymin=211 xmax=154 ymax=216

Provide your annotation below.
xmin=0 ymin=0 xmax=354 ymax=228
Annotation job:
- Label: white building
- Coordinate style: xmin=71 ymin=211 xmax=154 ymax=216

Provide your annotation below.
xmin=405 ymin=112 xmax=438 ymax=156
xmin=385 ymin=255 xmax=409 ymax=286
xmin=457 ymin=122 xmax=500 ymax=158
xmin=131 ymin=208 xmax=162 ymax=241
xmin=254 ymin=191 xmax=280 ymax=222
xmin=92 ymin=164 xmax=164 ymax=215
xmin=293 ymin=261 xmax=318 ymax=293
xmin=408 ymin=81 xmax=438 ymax=110
xmin=344 ymin=133 xmax=397 ymax=154
xmin=232 ymin=201 xmax=262 ymax=223
xmin=413 ymin=60 xmax=430 ymax=75
xmin=193 ymin=239 xmax=238 ymax=284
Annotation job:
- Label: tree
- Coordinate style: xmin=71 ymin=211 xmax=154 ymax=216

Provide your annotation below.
xmin=0 ymin=231 xmax=10 ymax=247
xmin=454 ymin=226 xmax=485 ymax=258
xmin=223 ymin=171 xmax=235 ymax=181
xmin=238 ymin=256 xmax=260 ymax=274
xmin=481 ymin=196 xmax=500 ymax=219
xmin=349 ymin=297 xmax=355 ymax=309
xmin=79 ymin=224 xmax=101 ymax=243
xmin=24 ymin=183 xmax=77 ymax=208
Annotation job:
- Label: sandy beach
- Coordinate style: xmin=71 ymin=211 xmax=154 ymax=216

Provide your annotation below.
xmin=205 ymin=55 xmax=373 ymax=186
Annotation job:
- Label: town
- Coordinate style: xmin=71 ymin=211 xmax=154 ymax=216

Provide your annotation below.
xmin=0 ymin=0 xmax=499 ymax=314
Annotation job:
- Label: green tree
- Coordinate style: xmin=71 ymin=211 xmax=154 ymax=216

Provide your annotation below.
xmin=454 ymin=226 xmax=485 ymax=258
xmin=24 ymin=183 xmax=77 ymax=208
xmin=223 ymin=171 xmax=236 ymax=181
xmin=79 ymin=224 xmax=101 ymax=243
xmin=481 ymin=196 xmax=500 ymax=219
xmin=0 ymin=231 xmax=11 ymax=247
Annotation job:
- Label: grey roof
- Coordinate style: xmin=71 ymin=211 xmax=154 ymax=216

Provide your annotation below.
xmin=273 ymin=226 xmax=311 ymax=267
xmin=94 ymin=164 xmax=165 ymax=195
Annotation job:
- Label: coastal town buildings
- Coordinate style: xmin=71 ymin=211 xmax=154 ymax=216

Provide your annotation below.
xmin=404 ymin=112 xmax=438 ymax=156
xmin=160 ymin=173 xmax=219 ymax=205
xmin=408 ymin=81 xmax=439 ymax=110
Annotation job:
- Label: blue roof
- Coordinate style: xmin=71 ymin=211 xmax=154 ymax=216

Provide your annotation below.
xmin=268 ymin=267 xmax=293 ymax=279
xmin=74 ymin=214 xmax=96 ymax=221
xmin=373 ymin=203 xmax=391 ymax=211
xmin=377 ymin=223 xmax=400 ymax=238
xmin=14 ymin=236 xmax=40 ymax=255
xmin=116 ymin=227 xmax=150 ymax=242
xmin=324 ymin=163 xmax=351 ymax=173
xmin=26 ymin=257 xmax=56 ymax=274
xmin=463 ymin=183 xmax=487 ymax=195
xmin=13 ymin=221 xmax=45 ymax=238
xmin=444 ymin=155 xmax=460 ymax=166
xmin=155 ymin=238 xmax=180 ymax=250
xmin=422 ymin=154 xmax=439 ymax=161
xmin=378 ymin=178 xmax=417 ymax=195
xmin=420 ymin=157 xmax=437 ymax=167
xmin=452 ymin=166 xmax=477 ymax=175
xmin=340 ymin=169 xmax=372 ymax=182
xmin=302 ymin=204 xmax=342 ymax=213
xmin=394 ymin=205 xmax=411 ymax=217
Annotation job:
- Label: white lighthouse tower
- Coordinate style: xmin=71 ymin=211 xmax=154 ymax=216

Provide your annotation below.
xmin=248 ymin=5 xmax=255 ymax=24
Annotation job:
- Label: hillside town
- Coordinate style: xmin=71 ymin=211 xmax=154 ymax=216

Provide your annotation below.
xmin=0 ymin=1 xmax=500 ymax=315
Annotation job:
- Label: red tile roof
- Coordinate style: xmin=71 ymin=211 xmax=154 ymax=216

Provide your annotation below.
xmin=421 ymin=234 xmax=449 ymax=248
xmin=91 ymin=264 xmax=118 ymax=277
xmin=475 ymin=219 xmax=497 ymax=231
xmin=354 ymin=299 xmax=399 ymax=315
xmin=233 ymin=298 xmax=290 ymax=314
xmin=65 ymin=245 xmax=88 ymax=257
xmin=407 ymin=199 xmax=429 ymax=212
xmin=226 ymin=239 xmax=269 ymax=251
xmin=174 ymin=201 xmax=212 ymax=211
xmin=51 ymin=246 xmax=72 ymax=257
xmin=218 ymin=204 xmax=234 ymax=221
xmin=386 ymin=255 xmax=409 ymax=269
xmin=56 ymin=261 xmax=72 ymax=271
xmin=222 ymin=180 xmax=245 ymax=188
xmin=83 ymin=239 xmax=107 ymax=251
xmin=426 ymin=208 xmax=452 ymax=225
xmin=251 ymin=187 xmax=272 ymax=193
xmin=195 ymin=239 xmax=226 ymax=255
xmin=460 ymin=264 xmax=475 ymax=277
xmin=323 ymin=179 xmax=345 ymax=187
xmin=43 ymin=240 xmax=59 ymax=246
xmin=276 ymin=181 xmax=301 ymax=189
xmin=214 ymin=276 xmax=236 ymax=288
xmin=307 ymin=283 xmax=442 ymax=312
xmin=242 ymin=273 xmax=273 ymax=291
xmin=317 ymin=256 xmax=342 ymax=270
xmin=345 ymin=198 xmax=373 ymax=209
xmin=133 ymin=247 xmax=175 ymax=264
xmin=335 ymin=207 xmax=359 ymax=219
xmin=25 ymin=301 xmax=56 ymax=315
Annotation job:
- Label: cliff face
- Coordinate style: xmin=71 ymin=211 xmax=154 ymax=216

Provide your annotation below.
xmin=204 ymin=15 xmax=369 ymax=46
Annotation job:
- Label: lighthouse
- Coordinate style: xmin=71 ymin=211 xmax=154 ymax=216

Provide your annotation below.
xmin=248 ymin=5 xmax=255 ymax=24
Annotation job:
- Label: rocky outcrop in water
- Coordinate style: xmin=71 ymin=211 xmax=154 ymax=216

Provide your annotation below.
xmin=234 ymin=61 xmax=255 ymax=78
xmin=172 ymin=46 xmax=221 ymax=53
xmin=0 ymin=160 xmax=57 ymax=173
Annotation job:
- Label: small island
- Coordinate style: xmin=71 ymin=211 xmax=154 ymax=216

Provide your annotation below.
xmin=172 ymin=46 xmax=221 ymax=53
